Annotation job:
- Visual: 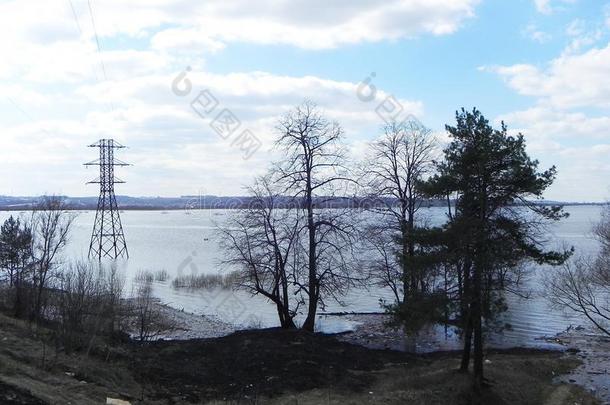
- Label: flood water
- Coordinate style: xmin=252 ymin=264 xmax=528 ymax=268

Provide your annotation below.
xmin=0 ymin=205 xmax=603 ymax=347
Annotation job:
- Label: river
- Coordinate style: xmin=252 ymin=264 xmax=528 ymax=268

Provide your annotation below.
xmin=0 ymin=205 xmax=603 ymax=347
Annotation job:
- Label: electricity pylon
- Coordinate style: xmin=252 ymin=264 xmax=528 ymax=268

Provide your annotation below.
xmin=85 ymin=139 xmax=129 ymax=260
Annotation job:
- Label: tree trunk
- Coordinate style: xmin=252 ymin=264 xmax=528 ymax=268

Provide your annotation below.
xmin=284 ymin=318 xmax=297 ymax=329
xmin=459 ymin=260 xmax=473 ymax=372
xmin=460 ymin=311 xmax=473 ymax=372
xmin=302 ymin=293 xmax=317 ymax=331
xmin=276 ymin=301 xmax=286 ymax=327
xmin=472 ymin=260 xmax=484 ymax=389
xmin=302 ymin=191 xmax=318 ymax=332
xmin=276 ymin=301 xmax=296 ymax=329
xmin=34 ymin=272 xmax=46 ymax=323
xmin=404 ymin=327 xmax=417 ymax=353
xmin=407 ymin=215 xmax=417 ymax=292
xmin=280 ymin=266 xmax=296 ymax=329
xmin=14 ymin=280 xmax=23 ymax=318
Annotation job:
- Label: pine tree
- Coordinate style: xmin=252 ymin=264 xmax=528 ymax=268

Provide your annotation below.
xmin=425 ymin=108 xmax=572 ymax=391
xmin=0 ymin=216 xmax=33 ymax=317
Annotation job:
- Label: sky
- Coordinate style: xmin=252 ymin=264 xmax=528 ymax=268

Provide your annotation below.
xmin=1 ymin=0 xmax=609 ymax=201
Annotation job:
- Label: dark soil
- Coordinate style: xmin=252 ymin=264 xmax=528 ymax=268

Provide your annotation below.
xmin=0 ymin=381 xmax=46 ymax=405
xmin=130 ymin=328 xmax=417 ymax=403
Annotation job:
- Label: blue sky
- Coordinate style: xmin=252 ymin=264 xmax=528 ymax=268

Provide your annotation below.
xmin=1 ymin=0 xmax=609 ymax=201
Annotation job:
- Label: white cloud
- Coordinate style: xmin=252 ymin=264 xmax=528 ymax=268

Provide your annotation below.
xmin=0 ymin=0 xmax=480 ymax=59
xmin=523 ymin=24 xmax=552 ymax=43
xmin=566 ymin=19 xmax=585 ymax=37
xmin=3 ymin=0 xmax=469 ymax=195
xmin=534 ymin=0 xmax=577 ymax=14
xmin=563 ymin=29 xmax=604 ymax=55
xmin=492 ymin=42 xmax=610 ymax=109
xmin=150 ymin=29 xmax=226 ymax=54
xmin=534 ymin=0 xmax=553 ymax=14
xmin=498 ymin=107 xmax=610 ymax=140
xmin=156 ymin=0 xmax=479 ymax=48
xmin=489 ymin=12 xmax=610 ymax=201
xmin=1 ymin=69 xmax=423 ymax=196
xmin=143 ymin=0 xmax=479 ymax=50
xmin=0 ymin=0 xmax=483 ymax=92
xmin=496 ymin=106 xmax=610 ymax=201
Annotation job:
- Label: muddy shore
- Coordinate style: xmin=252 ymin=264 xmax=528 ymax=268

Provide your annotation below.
xmin=554 ymin=329 xmax=610 ymax=404
xmin=150 ymin=302 xmax=236 ymax=340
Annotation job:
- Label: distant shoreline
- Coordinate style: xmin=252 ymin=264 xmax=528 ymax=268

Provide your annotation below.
xmin=0 ymin=196 xmax=606 ymax=212
xmin=0 ymin=203 xmax=606 ymax=212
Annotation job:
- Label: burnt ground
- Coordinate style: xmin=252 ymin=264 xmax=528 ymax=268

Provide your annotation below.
xmin=0 ymin=381 xmax=46 ymax=405
xmin=130 ymin=328 xmax=417 ymax=403
xmin=0 ymin=311 xmax=601 ymax=405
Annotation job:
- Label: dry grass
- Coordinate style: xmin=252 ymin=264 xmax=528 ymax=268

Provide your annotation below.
xmin=134 ymin=270 xmax=154 ymax=284
xmin=153 ymin=269 xmax=170 ymax=282
xmin=260 ymin=354 xmax=599 ymax=405
xmin=0 ymin=313 xmax=141 ymax=405
xmin=134 ymin=269 xmax=170 ymax=283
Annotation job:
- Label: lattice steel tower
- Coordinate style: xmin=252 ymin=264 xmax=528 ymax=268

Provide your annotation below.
xmin=85 ymin=139 xmax=129 ymax=260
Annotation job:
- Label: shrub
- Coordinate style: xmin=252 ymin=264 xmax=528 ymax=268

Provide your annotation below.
xmin=134 ymin=270 xmax=154 ymax=284
xmin=154 ymin=269 xmax=170 ymax=282
xmin=171 ymin=271 xmax=239 ymax=290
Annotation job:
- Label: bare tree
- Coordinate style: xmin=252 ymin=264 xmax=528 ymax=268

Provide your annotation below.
xmin=359 ymin=120 xmax=439 ymax=350
xmin=547 ymin=205 xmax=610 ymax=336
xmin=29 ymin=196 xmax=76 ymax=322
xmin=101 ymin=263 xmax=126 ymax=336
xmin=221 ymin=177 xmax=303 ymax=328
xmin=57 ymin=261 xmax=98 ymax=350
xmin=362 ymin=119 xmax=437 ymax=303
xmin=547 ymin=258 xmax=610 ymax=335
xmin=275 ymin=101 xmax=357 ymax=332
xmin=131 ymin=280 xmax=174 ymax=343
xmin=54 ymin=261 xmax=126 ymax=353
xmin=365 ymin=226 xmax=402 ymax=304
xmin=220 ymin=176 xmax=302 ymax=328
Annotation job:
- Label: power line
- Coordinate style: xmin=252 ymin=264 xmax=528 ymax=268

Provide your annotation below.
xmin=86 ymin=0 xmax=116 ymax=112
xmin=68 ymin=0 xmax=83 ymax=36
xmin=87 ymin=0 xmax=108 ymax=82
xmin=68 ymin=0 xmax=100 ymax=83
xmin=7 ymin=97 xmax=37 ymax=123
xmin=6 ymin=97 xmax=52 ymax=136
